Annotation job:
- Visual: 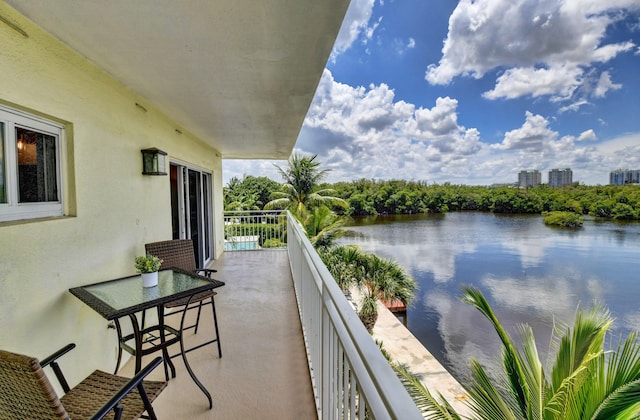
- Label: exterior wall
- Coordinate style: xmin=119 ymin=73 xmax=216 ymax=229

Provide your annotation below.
xmin=518 ymin=170 xmax=541 ymax=188
xmin=548 ymin=168 xmax=573 ymax=187
xmin=0 ymin=3 xmax=224 ymax=388
xmin=610 ymin=169 xmax=640 ymax=185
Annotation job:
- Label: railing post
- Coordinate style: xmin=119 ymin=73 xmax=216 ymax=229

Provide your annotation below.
xmin=321 ymin=284 xmax=330 ymax=419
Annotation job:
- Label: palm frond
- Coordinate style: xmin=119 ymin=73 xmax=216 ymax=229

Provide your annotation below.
xmin=591 ymin=377 xmax=640 ymax=420
xmin=304 ymin=206 xmax=345 ymax=248
xmin=516 ymin=323 xmax=547 ymax=419
xmin=550 ymin=304 xmax=612 ymax=393
xmin=545 ymin=306 xmax=610 ymax=420
xmin=465 ymin=359 xmax=517 ymax=420
xmin=392 ymin=362 xmax=461 ymax=419
xmin=263 ymin=197 xmax=290 ymax=210
xmin=587 ymin=332 xmax=640 ymax=419
xmin=462 ymin=286 xmax=530 ymax=418
xmin=312 ymin=190 xmax=349 ymax=208
xmin=460 ymin=288 xmax=640 ymax=420
xmin=544 ymin=355 xmax=591 ymax=419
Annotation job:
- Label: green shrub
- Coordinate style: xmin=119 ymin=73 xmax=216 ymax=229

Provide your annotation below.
xmin=262 ymin=238 xmax=286 ymax=248
xmin=543 ymin=211 xmax=584 ymax=228
xmin=224 ymin=222 xmax=286 ymax=245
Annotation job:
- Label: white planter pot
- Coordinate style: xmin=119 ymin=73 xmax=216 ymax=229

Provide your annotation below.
xmin=141 ymin=271 xmax=158 ymax=288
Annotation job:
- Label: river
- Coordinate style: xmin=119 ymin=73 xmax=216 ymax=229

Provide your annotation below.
xmin=338 ymin=212 xmax=640 ymax=381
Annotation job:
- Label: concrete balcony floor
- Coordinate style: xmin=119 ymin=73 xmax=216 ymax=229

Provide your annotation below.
xmin=119 ymin=250 xmax=317 ymax=419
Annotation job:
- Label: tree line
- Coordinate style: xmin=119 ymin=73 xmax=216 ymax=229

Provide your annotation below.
xmin=226 ymin=176 xmax=640 ymax=220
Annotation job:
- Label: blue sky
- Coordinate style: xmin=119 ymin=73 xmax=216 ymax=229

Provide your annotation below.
xmin=224 ymin=0 xmax=640 ymax=186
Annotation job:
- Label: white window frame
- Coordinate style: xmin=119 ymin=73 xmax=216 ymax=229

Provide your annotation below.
xmin=0 ymin=104 xmax=65 ymax=222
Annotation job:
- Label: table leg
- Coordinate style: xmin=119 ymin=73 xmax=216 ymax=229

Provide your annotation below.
xmin=113 ymin=318 xmax=124 ymax=374
xmin=179 ymin=293 xmax=213 ymax=409
xmin=128 ymin=313 xmax=143 ymax=373
xmin=157 ymin=305 xmax=176 ymax=379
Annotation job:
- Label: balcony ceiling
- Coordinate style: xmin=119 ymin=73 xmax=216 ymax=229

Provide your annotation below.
xmin=5 ymin=0 xmax=349 ymax=159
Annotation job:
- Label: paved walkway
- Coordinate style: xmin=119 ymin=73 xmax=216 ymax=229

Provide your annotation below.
xmin=372 ymin=302 xmax=471 ymax=416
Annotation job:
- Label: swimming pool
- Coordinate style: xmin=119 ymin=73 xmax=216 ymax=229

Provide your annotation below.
xmin=224 ymin=240 xmax=260 ymax=251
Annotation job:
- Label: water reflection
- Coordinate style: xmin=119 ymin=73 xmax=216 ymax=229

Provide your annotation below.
xmin=339 ymin=213 xmax=640 ymax=380
xmin=345 ymin=215 xmax=478 ymax=283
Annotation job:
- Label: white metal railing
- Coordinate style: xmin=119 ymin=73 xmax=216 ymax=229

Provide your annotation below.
xmin=223 ymin=210 xmax=287 ymax=251
xmin=286 ymin=212 xmax=423 ymax=420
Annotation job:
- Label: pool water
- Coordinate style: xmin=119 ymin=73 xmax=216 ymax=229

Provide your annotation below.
xmin=224 ymin=240 xmax=259 ymax=251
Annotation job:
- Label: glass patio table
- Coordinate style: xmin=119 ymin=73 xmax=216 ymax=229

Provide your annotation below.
xmin=69 ymin=268 xmax=225 ymax=409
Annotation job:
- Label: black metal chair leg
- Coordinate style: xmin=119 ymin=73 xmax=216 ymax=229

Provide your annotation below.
xmin=194 ymin=301 xmax=204 ymax=334
xmin=210 ymin=296 xmax=222 ymax=358
xmin=179 ymin=294 xmax=213 ymax=409
xmin=137 ymin=382 xmax=158 ymax=420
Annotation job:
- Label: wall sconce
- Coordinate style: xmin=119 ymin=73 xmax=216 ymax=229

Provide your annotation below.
xmin=141 ymin=148 xmax=167 ymax=175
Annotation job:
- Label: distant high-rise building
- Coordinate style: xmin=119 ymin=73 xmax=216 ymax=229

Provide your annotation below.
xmin=610 ymin=169 xmax=640 ymax=185
xmin=548 ymin=168 xmax=573 ymax=187
xmin=518 ymin=170 xmax=541 ymax=188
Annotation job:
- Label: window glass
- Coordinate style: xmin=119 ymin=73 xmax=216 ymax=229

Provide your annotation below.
xmin=16 ymin=127 xmax=58 ymax=203
xmin=0 ymin=104 xmax=64 ymax=222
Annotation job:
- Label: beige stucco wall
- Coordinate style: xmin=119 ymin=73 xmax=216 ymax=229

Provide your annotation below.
xmin=0 ymin=2 xmax=225 ymax=388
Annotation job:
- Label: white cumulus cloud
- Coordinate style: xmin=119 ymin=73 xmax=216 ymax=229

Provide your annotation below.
xmin=331 ymin=0 xmax=377 ymax=60
xmin=296 ymin=70 xmax=485 ymax=181
xmin=425 ymin=0 xmax=638 ymax=104
xmin=578 ymin=129 xmax=597 ymax=142
xmin=223 ymin=72 xmax=640 ymax=187
xmin=492 ymin=111 xmax=558 ymax=151
xmin=593 ymin=71 xmax=623 ymax=98
xmin=483 ymin=65 xmax=583 ymax=101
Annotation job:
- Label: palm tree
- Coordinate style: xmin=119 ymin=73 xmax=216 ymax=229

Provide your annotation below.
xmin=319 ymin=245 xmax=366 ymax=292
xmin=397 ymin=286 xmax=640 ymax=419
xmin=303 ymin=206 xmax=345 ymax=248
xmin=224 ymin=191 xmax=261 ymax=212
xmin=357 ymin=254 xmax=416 ymax=332
xmin=461 ymin=286 xmax=640 ymax=419
xmin=319 ymin=245 xmax=416 ymax=332
xmin=264 ymin=153 xmax=347 ymax=218
xmin=223 ymin=176 xmax=263 ymax=211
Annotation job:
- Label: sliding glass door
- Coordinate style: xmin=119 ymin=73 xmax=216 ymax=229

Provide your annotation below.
xmin=170 ymin=162 xmax=213 ymax=267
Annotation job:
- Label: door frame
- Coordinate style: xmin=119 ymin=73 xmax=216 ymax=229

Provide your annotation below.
xmin=169 ymin=160 xmax=214 ymax=267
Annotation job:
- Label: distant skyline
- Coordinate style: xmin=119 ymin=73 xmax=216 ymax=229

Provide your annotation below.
xmin=223 ymin=0 xmax=640 ymax=186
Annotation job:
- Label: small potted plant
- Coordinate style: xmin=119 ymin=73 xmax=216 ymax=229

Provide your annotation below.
xmin=134 ymin=254 xmax=163 ymax=287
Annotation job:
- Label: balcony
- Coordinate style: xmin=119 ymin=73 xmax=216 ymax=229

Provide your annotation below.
xmin=118 ymin=212 xmax=453 ymax=418
xmin=120 ymin=248 xmax=316 ymax=418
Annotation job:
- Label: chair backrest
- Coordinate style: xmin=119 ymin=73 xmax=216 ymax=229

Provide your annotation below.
xmin=145 ymin=239 xmax=197 ymax=273
xmin=0 ymin=349 xmax=69 ymax=419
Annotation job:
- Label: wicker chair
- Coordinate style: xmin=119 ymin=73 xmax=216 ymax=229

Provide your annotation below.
xmin=0 ymin=343 xmax=166 ymax=420
xmin=144 ymin=239 xmax=222 ymax=358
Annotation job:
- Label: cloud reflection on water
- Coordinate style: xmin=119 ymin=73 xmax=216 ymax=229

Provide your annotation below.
xmin=424 ymin=270 xmax=607 ymax=379
xmin=341 ymin=213 xmax=640 ymax=380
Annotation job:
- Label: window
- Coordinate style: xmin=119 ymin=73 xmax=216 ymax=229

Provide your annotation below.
xmin=0 ymin=105 xmax=65 ymax=222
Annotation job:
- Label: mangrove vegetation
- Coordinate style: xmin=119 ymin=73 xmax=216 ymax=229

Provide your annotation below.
xmin=225 ymin=176 xmax=640 ymax=221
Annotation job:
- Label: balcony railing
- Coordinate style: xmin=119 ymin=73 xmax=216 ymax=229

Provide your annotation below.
xmin=286 ymin=212 xmax=423 ymax=419
xmin=223 ymin=210 xmax=287 ymax=251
